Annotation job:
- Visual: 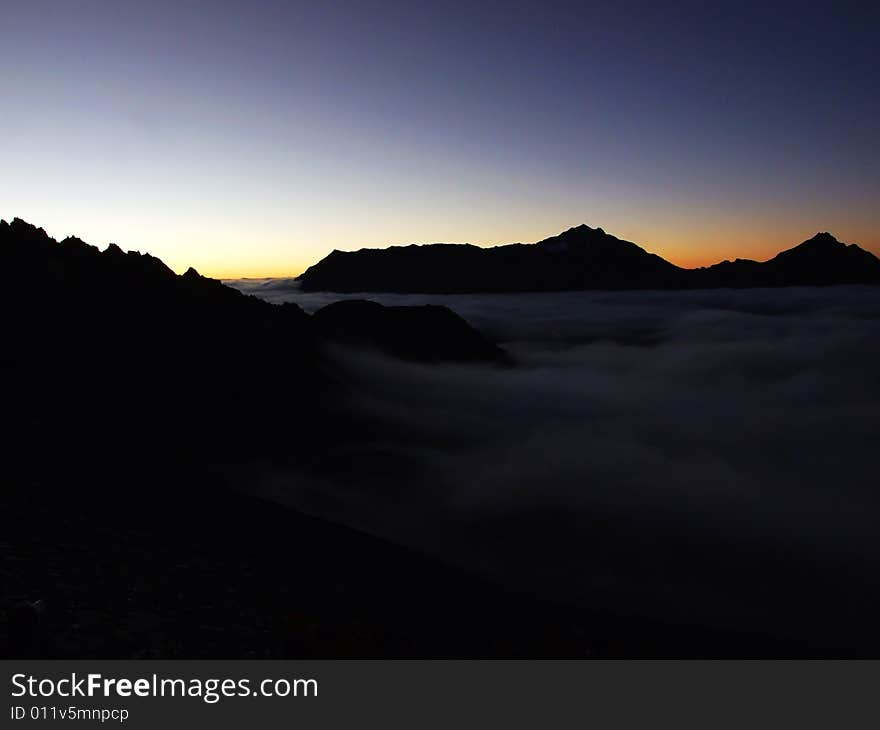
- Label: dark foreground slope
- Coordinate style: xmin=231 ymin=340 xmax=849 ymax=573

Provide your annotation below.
xmin=5 ymin=452 xmax=810 ymax=658
xmin=297 ymin=225 xmax=880 ymax=293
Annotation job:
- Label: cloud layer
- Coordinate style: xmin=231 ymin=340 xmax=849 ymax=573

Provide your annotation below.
xmin=230 ymin=281 xmax=880 ymax=649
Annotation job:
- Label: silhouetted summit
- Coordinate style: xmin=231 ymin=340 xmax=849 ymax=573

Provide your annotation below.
xmin=298 ymin=225 xmax=682 ymax=293
xmin=692 ymin=232 xmax=880 ymax=288
xmin=296 ymin=226 xmax=880 ymax=293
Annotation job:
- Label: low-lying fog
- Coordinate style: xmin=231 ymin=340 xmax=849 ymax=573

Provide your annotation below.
xmin=227 ymin=279 xmax=880 ymax=648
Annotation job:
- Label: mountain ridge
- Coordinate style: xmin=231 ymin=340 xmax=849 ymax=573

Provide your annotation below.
xmin=0 ymin=216 xmax=502 ymax=365
xmin=296 ymin=226 xmax=880 ymax=293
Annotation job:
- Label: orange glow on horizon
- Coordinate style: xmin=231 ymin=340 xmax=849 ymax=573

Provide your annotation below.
xmin=199 ymin=231 xmax=880 ymax=280
xmin=6 ymin=211 xmax=877 ymax=281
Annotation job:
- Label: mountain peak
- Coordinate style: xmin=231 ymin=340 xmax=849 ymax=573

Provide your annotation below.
xmin=9 ymin=218 xmax=49 ymax=238
xmin=807 ymin=231 xmax=839 ymax=244
xmin=777 ymin=232 xmax=847 ymax=258
xmin=543 ymin=224 xmax=617 ymax=249
xmin=562 ymin=223 xmax=605 ymax=236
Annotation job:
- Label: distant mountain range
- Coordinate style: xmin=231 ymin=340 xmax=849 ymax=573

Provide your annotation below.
xmin=297 ymin=225 xmax=880 ymax=293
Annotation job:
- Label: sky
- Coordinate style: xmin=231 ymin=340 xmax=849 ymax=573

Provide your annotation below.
xmin=2 ymin=0 xmax=878 ymax=277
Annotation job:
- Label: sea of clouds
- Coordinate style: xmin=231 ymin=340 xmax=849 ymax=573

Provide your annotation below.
xmin=227 ymin=280 xmax=880 ymax=649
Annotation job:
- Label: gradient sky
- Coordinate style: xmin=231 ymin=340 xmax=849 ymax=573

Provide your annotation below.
xmin=2 ymin=0 xmax=878 ymax=277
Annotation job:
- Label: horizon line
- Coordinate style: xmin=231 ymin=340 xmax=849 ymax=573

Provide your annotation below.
xmin=4 ymin=216 xmax=878 ymax=281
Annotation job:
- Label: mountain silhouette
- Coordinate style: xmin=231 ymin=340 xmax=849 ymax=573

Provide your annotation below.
xmin=0 ymin=217 xmax=499 ymax=366
xmin=297 ymin=226 xmax=880 ymax=293
xmin=0 ymin=217 xmax=860 ymax=658
xmin=691 ymin=232 xmax=880 ymax=288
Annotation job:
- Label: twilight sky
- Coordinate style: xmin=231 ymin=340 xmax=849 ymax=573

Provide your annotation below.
xmin=2 ymin=0 xmax=877 ymax=277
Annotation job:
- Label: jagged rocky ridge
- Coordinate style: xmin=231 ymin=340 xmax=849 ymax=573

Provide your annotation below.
xmin=0 ymin=218 xmax=546 ymax=659
xmin=0 ymin=218 xmax=503 ymax=367
xmin=297 ymin=224 xmax=880 ymax=293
